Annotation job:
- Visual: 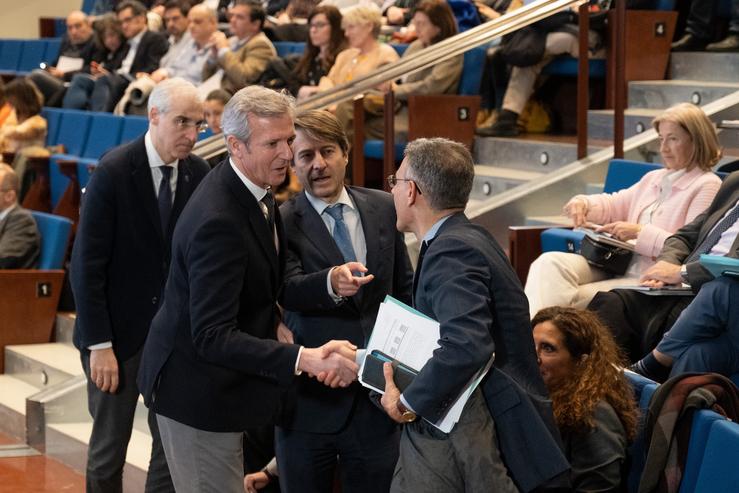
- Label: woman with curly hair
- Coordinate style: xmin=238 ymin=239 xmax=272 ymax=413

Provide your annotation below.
xmin=532 ymin=306 xmax=639 ymax=492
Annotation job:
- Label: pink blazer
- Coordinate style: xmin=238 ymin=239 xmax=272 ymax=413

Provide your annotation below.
xmin=578 ymin=167 xmax=721 ymax=267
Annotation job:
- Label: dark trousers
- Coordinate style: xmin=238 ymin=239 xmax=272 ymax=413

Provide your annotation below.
xmin=28 ymin=69 xmax=67 ymax=107
xmin=275 ymin=396 xmax=400 ymax=493
xmin=91 ymin=73 xmax=131 ymax=112
xmin=685 ymin=0 xmax=739 ymax=38
xmin=587 ymin=289 xmax=693 ymax=362
xmin=82 ymin=348 xmax=174 ymax=493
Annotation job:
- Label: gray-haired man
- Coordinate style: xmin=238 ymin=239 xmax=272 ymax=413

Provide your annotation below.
xmin=137 ymin=85 xmax=359 ymax=493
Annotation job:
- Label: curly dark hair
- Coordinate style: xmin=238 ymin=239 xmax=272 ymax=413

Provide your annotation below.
xmin=532 ymin=307 xmax=638 ymax=441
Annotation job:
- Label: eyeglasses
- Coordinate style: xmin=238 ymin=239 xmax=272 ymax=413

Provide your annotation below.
xmin=309 ymin=21 xmax=329 ymax=29
xmin=174 ymin=116 xmax=208 ymax=133
xmin=387 ymin=174 xmax=422 ymax=193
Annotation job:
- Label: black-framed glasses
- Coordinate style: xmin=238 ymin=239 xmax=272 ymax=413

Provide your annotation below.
xmin=387 ymin=174 xmax=421 ymax=194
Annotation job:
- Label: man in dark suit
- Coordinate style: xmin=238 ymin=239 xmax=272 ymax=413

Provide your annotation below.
xmin=381 ymin=138 xmax=570 ymax=493
xmin=137 ymin=86 xmax=359 ymax=493
xmin=275 ymin=110 xmax=413 ymax=493
xmin=71 ymin=78 xmax=211 ymax=493
xmin=588 ymin=171 xmax=739 ymax=363
xmin=0 ymin=164 xmax=40 ymax=269
xmin=89 ymin=0 xmax=169 ymax=111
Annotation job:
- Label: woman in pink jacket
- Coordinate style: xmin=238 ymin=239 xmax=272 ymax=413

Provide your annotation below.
xmin=525 ymin=103 xmax=722 ymax=317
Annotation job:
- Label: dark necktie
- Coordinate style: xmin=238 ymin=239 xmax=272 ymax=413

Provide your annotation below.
xmin=324 ymin=204 xmax=357 ymax=264
xmin=261 ymin=191 xmax=275 ymax=233
xmin=412 ymin=239 xmax=431 ymax=305
xmin=685 ymin=201 xmax=739 ymax=263
xmin=158 ymin=166 xmax=173 ymax=234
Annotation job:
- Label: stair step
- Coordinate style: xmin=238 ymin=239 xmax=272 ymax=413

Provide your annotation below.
xmin=670 ymin=52 xmax=739 ymax=82
xmin=471 ymin=165 xmax=545 ymax=200
xmin=0 ymin=374 xmax=40 ymax=441
xmin=629 ymin=80 xmax=739 ymax=109
xmin=473 ymin=136 xmax=604 ymax=173
xmin=5 ymin=343 xmax=82 ymax=389
xmin=54 ymin=313 xmax=76 ymax=345
xmin=587 ymin=108 xmax=662 ymax=141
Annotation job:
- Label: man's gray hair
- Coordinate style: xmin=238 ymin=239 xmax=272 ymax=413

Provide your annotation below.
xmin=404 ymin=138 xmax=474 ymax=211
xmin=148 ymin=77 xmax=200 ymax=115
xmin=221 ymin=86 xmax=295 ymax=143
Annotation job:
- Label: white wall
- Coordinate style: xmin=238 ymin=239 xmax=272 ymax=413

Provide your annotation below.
xmin=1 ymin=0 xmax=82 ymax=39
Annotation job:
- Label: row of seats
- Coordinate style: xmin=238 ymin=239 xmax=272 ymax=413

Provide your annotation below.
xmin=0 ymin=38 xmax=61 ymax=77
xmin=626 ymin=372 xmax=739 ymax=493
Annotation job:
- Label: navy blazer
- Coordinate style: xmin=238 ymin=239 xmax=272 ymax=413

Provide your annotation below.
xmin=279 ymin=187 xmax=413 ymax=433
xmin=71 ymin=136 xmax=210 ymax=362
xmin=409 ymin=212 xmax=570 ymax=493
xmin=138 ymin=160 xmax=302 ymax=432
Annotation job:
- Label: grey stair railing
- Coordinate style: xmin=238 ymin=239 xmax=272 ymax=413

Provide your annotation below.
xmin=193 ymin=0 xmax=584 ymax=160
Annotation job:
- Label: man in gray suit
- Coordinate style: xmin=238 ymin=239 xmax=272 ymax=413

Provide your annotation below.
xmin=0 ymin=164 xmax=40 ymax=269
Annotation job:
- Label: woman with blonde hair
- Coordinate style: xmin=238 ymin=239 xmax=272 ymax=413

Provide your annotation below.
xmin=315 ymin=4 xmax=398 ymax=94
xmin=525 ymin=103 xmax=723 ymax=317
xmin=533 ymin=306 xmax=638 ymax=492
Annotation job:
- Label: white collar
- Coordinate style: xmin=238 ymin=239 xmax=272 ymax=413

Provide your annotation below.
xmin=304 ymin=187 xmax=354 ymax=216
xmin=229 ymin=157 xmax=270 ymax=202
xmin=145 ymin=131 xmax=179 ymax=169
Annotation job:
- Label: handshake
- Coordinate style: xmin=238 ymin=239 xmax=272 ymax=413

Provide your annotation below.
xmin=298 ymin=340 xmax=359 ymax=388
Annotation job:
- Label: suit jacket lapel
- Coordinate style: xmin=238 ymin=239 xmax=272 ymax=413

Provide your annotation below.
xmin=293 ymin=192 xmax=344 ymax=267
xmin=130 ymin=138 xmax=164 ymax=245
xmin=350 ymin=188 xmax=380 ymax=308
xmin=170 ymin=158 xmax=194 ymax=238
xmin=223 ymin=163 xmax=279 ymax=280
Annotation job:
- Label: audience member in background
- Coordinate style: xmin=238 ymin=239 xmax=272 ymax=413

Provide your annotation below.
xmin=62 ymin=14 xmax=128 ymax=110
xmin=383 ymin=0 xmax=417 ymax=26
xmin=71 ymin=78 xmax=210 ymax=493
xmin=203 ymin=0 xmax=277 ymax=94
xmin=524 ymin=103 xmax=722 ymax=317
xmin=587 ymin=171 xmax=739 ymax=362
xmin=340 ymin=0 xmax=461 ymax=141
xmin=115 ymin=3 xmax=219 ymax=114
xmin=80 ymin=0 xmax=170 ymax=112
xmin=0 ymin=81 xmax=14 ymax=129
xmin=28 ymin=10 xmax=98 ymax=107
xmin=276 ymin=109 xmax=412 ymax=493
xmin=632 ymin=276 xmax=739 ymax=382
xmin=204 ymin=89 xmax=231 ymax=135
xmin=671 ymin=0 xmax=739 ymax=52
xmin=0 ymin=164 xmax=40 ymax=269
xmin=264 ymin=0 xmax=319 ymax=41
xmin=315 ymin=5 xmax=399 ymax=100
xmin=532 ymin=307 xmax=638 ymax=492
xmin=261 ymin=5 xmax=345 ymax=98
xmin=0 ymin=79 xmax=47 ymax=155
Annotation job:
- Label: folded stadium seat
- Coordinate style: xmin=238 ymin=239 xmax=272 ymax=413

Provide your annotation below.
xmin=0 ymin=211 xmax=72 ymax=372
xmin=0 ymin=39 xmax=22 ymax=76
xmin=17 ymin=40 xmax=49 ymax=76
xmin=53 ymin=109 xmax=92 ymax=156
xmin=692 ymin=420 xmax=739 ymax=492
xmin=679 ymin=410 xmax=728 ymax=493
xmin=625 ymin=375 xmax=659 ymax=493
xmin=41 ymin=107 xmax=64 ymax=147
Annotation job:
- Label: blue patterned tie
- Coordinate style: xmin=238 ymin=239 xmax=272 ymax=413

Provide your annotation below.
xmin=685 ymin=201 xmax=739 ymax=263
xmin=324 ymin=204 xmax=357 ymax=264
xmin=158 ymin=166 xmax=173 ymax=233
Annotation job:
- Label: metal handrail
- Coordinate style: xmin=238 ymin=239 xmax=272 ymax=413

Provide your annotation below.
xmin=193 ymin=0 xmax=585 ymax=160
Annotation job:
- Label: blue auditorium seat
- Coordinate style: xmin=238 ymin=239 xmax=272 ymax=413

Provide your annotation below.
xmin=41 ymin=107 xmax=64 ymax=146
xmin=679 ymin=410 xmax=727 ymax=493
xmin=692 ymin=420 xmax=739 ymax=492
xmin=273 ymin=41 xmax=305 ymax=58
xmin=120 ymin=116 xmax=149 ymax=144
xmin=625 ymin=373 xmax=658 ymax=493
xmin=0 ymin=39 xmax=23 ymax=74
xmin=82 ymin=113 xmax=123 ymax=159
xmin=54 ymin=109 xmax=92 ymax=156
xmin=17 ymin=40 xmax=49 ymax=74
xmin=44 ymin=38 xmax=62 ymax=64
xmin=30 ymin=211 xmax=73 ymax=270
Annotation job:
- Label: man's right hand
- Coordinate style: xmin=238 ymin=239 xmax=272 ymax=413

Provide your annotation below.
xmin=330 ymin=262 xmax=374 ymax=297
xmin=298 ymin=340 xmax=358 ymax=388
xmin=89 ymin=347 xmax=119 ymax=393
xmin=209 ymin=31 xmax=229 ymax=51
